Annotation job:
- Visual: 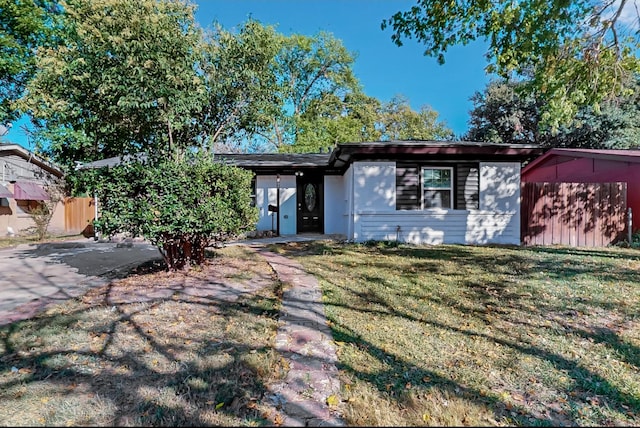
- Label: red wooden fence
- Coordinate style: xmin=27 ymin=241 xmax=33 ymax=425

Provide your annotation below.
xmin=521 ymin=182 xmax=627 ymax=247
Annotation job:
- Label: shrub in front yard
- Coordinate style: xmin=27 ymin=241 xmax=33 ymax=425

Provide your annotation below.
xmin=93 ymin=153 xmax=258 ymax=270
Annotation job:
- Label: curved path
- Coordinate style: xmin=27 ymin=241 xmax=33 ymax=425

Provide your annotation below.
xmin=255 ymin=248 xmax=344 ymax=427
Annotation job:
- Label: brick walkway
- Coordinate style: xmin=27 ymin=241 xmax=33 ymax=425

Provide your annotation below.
xmin=256 ymin=248 xmax=344 ymax=427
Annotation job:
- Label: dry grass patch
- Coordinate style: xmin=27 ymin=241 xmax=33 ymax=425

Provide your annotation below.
xmin=273 ymin=241 xmax=640 ymax=427
xmin=0 ymin=245 xmax=287 ymax=426
xmin=0 ymin=233 xmax=85 ymax=249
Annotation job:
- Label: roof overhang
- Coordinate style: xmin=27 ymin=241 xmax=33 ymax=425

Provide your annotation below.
xmin=76 ymin=153 xmax=148 ymax=170
xmin=329 ymin=141 xmax=543 ymax=169
xmin=77 ymin=141 xmax=544 ymax=175
xmin=215 ymin=153 xmax=335 ymax=175
xmin=0 ymin=144 xmax=63 ymax=178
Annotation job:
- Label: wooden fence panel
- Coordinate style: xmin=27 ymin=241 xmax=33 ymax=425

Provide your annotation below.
xmin=64 ymin=197 xmax=95 ymax=236
xmin=521 ymin=182 xmax=627 ymax=247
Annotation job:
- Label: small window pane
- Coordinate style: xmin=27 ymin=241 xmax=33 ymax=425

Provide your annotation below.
xmin=423 ymin=168 xmax=451 ymax=188
xmin=304 ymin=183 xmax=316 ymax=212
xmin=423 ymin=190 xmax=451 ymax=208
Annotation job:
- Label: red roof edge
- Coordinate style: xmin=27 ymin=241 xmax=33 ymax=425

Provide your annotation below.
xmin=522 ymin=148 xmax=640 ymax=176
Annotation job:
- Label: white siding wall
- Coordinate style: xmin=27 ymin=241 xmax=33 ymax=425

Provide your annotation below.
xmin=324 ymin=175 xmax=347 ymax=235
xmin=477 ymin=161 xmax=520 ymax=243
xmin=352 ymin=162 xmax=396 ymax=241
xmin=348 ymin=161 xmax=522 ymax=245
xmin=254 ymin=175 xmax=296 ymax=235
xmin=344 ymin=165 xmax=354 ymax=240
xmin=357 ymin=210 xmax=519 ymax=245
xmin=479 ymin=162 xmax=521 ymax=212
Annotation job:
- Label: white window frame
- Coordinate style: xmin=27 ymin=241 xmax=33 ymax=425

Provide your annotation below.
xmin=421 ymin=166 xmax=453 ymax=209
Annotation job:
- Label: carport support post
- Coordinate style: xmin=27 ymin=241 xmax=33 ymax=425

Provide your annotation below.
xmin=94 ymin=192 xmax=99 ymax=241
xmin=628 ymin=207 xmax=633 ymax=243
xmin=276 ymin=174 xmax=280 ymax=237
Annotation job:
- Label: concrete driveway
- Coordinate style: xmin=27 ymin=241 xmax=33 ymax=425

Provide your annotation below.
xmin=0 ymin=233 xmax=340 ymax=326
xmin=0 ymin=239 xmax=162 ymax=325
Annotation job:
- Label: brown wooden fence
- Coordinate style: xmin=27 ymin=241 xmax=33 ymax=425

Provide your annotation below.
xmin=64 ymin=197 xmax=95 ymax=236
xmin=521 ymin=182 xmax=627 ymax=247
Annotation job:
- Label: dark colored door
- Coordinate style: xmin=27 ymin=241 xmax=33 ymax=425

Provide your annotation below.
xmin=297 ymin=175 xmax=323 ymax=233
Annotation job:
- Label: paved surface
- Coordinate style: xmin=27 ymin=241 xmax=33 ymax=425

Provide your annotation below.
xmin=0 ymin=239 xmax=162 ymax=325
xmin=0 ymin=234 xmax=345 ymax=425
xmin=257 ymin=248 xmax=344 ymax=426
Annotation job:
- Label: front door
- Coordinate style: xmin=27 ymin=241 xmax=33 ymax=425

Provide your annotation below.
xmin=297 ymin=175 xmax=323 ymax=233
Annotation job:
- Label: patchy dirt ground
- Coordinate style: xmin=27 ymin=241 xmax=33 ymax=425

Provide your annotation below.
xmin=0 ymin=246 xmax=291 ymax=426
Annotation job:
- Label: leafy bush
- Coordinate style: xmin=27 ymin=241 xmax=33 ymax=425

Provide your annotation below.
xmin=27 ymin=177 xmax=66 ymax=241
xmin=28 ymin=203 xmax=54 ymax=241
xmin=93 ymin=154 xmax=258 ymax=270
xmin=613 ymin=230 xmax=640 ymax=249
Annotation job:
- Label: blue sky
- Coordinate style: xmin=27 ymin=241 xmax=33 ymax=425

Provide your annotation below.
xmin=5 ymin=0 xmax=494 ymax=149
xmin=194 ymin=1 xmax=493 ymax=134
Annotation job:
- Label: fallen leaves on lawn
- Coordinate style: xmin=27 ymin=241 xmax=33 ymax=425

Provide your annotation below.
xmin=326 ymin=394 xmax=340 ymax=407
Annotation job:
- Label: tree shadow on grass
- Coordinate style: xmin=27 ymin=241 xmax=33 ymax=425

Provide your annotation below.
xmin=326 ymin=282 xmax=639 ymax=425
xmin=288 ymin=242 xmax=640 ymax=426
xmin=528 ymin=245 xmax=640 ymax=261
xmin=0 ymin=259 xmax=289 ymax=427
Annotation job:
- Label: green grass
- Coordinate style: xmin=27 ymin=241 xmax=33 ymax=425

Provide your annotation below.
xmin=2 ymin=239 xmax=639 ymax=426
xmin=272 ymin=241 xmax=640 ymax=427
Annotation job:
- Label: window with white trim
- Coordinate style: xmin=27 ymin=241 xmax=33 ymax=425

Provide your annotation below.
xmin=422 ymin=167 xmax=453 ymax=208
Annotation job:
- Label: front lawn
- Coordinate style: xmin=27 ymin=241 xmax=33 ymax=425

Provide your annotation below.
xmin=0 ymin=246 xmax=286 ymax=426
xmin=273 ymin=242 xmax=640 ymax=427
xmin=2 ymin=240 xmax=638 ymax=427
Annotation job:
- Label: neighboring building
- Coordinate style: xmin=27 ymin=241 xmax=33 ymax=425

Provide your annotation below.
xmin=521 ymin=148 xmax=640 ymax=235
xmin=219 ymin=141 xmax=541 ymax=245
xmin=0 ymin=144 xmax=65 ymax=236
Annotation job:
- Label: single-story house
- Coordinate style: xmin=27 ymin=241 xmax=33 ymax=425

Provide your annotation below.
xmin=0 ymin=143 xmax=65 ymax=236
xmin=521 ymin=148 xmax=640 ymax=235
xmin=80 ymin=141 xmax=542 ymax=245
xmin=218 ymin=141 xmax=542 ymax=245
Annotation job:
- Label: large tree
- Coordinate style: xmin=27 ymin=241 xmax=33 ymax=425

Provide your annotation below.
xmin=196 ymin=19 xmax=282 ymax=152
xmin=20 ymin=0 xmax=206 ymax=173
xmin=292 ymin=91 xmax=382 ymax=152
xmin=466 ymin=78 xmax=640 ymax=149
xmin=0 ymin=0 xmax=62 ymax=124
xmin=382 ymin=0 xmax=640 ymax=130
xmin=292 ymin=93 xmax=453 ymax=152
xmin=378 ymin=94 xmax=453 ymax=141
xmin=193 ymin=23 xmax=379 ymax=153
xmin=466 ymin=80 xmax=544 ymax=144
xmin=258 ymin=31 xmax=361 ymax=151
